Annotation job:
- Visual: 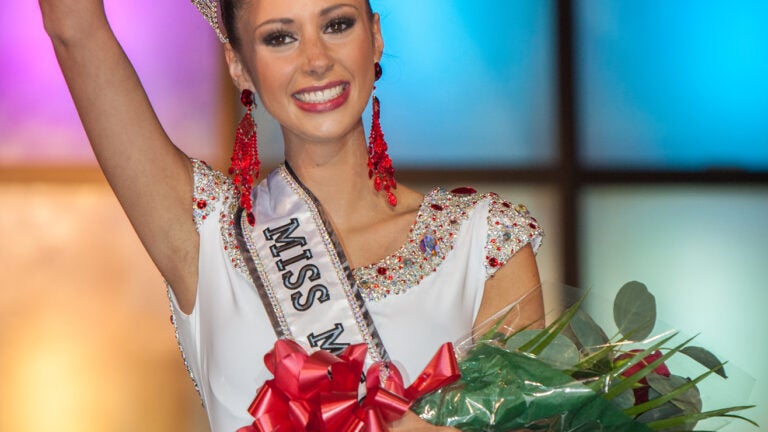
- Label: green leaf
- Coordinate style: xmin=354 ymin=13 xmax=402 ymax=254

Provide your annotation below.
xmin=646 ymin=405 xmax=758 ymax=429
xmin=518 ymin=294 xmax=586 ymax=355
xmin=606 ymin=333 xmax=693 ymax=400
xmin=635 ymin=401 xmax=684 ymax=423
xmin=681 ymin=346 xmax=728 ymax=379
xmin=612 ymin=389 xmax=636 ymax=410
xmin=571 ymin=309 xmax=610 ymax=351
xmin=572 ymin=342 xmax=618 ymax=372
xmin=506 ymin=330 xmax=581 ymax=368
xmin=613 ymin=281 xmax=657 ymax=341
xmin=479 ymin=307 xmax=515 ymax=342
xmin=625 ymin=362 xmax=719 ymax=417
xmin=646 ymin=374 xmax=702 ymax=415
xmin=608 ymin=332 xmax=678 ymax=385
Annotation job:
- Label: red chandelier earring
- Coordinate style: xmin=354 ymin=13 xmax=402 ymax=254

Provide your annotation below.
xmin=368 ymin=62 xmax=397 ymax=207
xmin=230 ymin=89 xmax=260 ymax=226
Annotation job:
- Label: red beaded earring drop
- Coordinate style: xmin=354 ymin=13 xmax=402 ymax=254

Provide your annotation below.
xmin=368 ymin=62 xmax=397 ymax=207
xmin=230 ymin=89 xmax=260 ymax=226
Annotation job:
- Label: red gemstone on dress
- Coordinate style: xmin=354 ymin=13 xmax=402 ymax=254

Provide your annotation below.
xmin=488 ymin=257 xmax=500 ymax=268
xmin=196 ymin=199 xmax=207 ymax=210
xmin=246 ymin=212 xmax=256 ymax=226
xmin=431 ymin=204 xmax=444 ymax=211
xmin=451 ymin=187 xmax=477 ymax=195
xmin=503 ymin=202 xmax=511 ymax=208
xmin=529 ymin=223 xmax=538 ymax=230
xmin=377 ymin=267 xmax=388 ymax=276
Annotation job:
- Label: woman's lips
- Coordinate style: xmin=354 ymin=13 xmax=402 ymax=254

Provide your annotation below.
xmin=292 ymin=81 xmax=350 ymax=113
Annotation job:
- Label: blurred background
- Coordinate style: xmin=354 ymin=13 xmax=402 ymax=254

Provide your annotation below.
xmin=1 ymin=0 xmax=766 ymax=430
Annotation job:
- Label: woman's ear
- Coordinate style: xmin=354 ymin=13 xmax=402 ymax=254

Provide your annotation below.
xmin=224 ymin=43 xmax=255 ymax=91
xmin=371 ymin=13 xmax=384 ymax=62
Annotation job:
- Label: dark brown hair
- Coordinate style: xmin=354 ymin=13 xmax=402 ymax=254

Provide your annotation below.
xmin=221 ymin=0 xmax=374 ymax=50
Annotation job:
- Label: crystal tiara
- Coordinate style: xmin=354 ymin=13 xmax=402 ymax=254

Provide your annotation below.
xmin=191 ymin=0 xmax=228 ymax=43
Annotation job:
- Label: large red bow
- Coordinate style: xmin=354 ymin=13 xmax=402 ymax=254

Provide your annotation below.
xmin=238 ymin=340 xmax=460 ymax=432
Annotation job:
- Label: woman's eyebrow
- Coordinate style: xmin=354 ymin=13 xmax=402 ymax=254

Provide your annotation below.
xmin=253 ymin=4 xmax=358 ymax=32
xmin=320 ymin=3 xmax=359 ymax=16
xmin=254 ymin=17 xmax=294 ymax=32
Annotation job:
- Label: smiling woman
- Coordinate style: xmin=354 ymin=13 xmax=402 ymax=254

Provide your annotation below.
xmin=37 ymin=0 xmax=544 ymax=430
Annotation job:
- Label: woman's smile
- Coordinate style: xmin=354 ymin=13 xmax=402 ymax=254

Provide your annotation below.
xmin=292 ymin=81 xmax=351 ymax=112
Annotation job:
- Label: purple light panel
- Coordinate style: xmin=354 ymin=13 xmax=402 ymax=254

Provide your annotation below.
xmin=0 ymin=1 xmax=221 ymax=165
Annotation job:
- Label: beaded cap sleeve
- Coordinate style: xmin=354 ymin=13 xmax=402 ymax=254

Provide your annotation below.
xmin=483 ymin=194 xmax=544 ymax=279
xmin=190 ymin=159 xmax=247 ymax=276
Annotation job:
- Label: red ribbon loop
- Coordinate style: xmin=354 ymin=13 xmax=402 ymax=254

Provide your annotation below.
xmin=240 ymin=340 xmax=461 ymax=432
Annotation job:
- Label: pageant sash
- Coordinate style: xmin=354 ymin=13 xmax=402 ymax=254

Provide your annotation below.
xmin=235 ymin=165 xmax=389 ymax=364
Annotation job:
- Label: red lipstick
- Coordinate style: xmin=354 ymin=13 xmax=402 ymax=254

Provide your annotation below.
xmin=292 ymin=81 xmax=350 ymax=113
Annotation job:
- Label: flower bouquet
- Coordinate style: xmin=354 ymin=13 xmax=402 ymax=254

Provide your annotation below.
xmin=411 ymin=281 xmax=757 ymax=431
xmin=239 ymin=282 xmax=756 ymax=431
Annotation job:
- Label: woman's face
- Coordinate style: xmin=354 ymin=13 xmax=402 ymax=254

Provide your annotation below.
xmin=226 ymin=0 xmax=383 ymax=144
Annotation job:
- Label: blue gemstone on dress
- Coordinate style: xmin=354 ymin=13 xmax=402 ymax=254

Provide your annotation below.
xmin=419 ymin=235 xmax=439 ymax=256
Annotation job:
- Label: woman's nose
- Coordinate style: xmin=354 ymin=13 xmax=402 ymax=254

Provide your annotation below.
xmin=301 ymin=35 xmax=334 ymax=77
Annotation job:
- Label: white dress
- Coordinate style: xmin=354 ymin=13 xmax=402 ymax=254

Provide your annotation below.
xmin=169 ymin=160 xmax=544 ymax=432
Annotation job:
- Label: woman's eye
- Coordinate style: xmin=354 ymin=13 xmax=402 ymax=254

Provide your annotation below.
xmin=324 ymin=17 xmax=356 ymax=34
xmin=263 ymin=31 xmax=296 ymax=47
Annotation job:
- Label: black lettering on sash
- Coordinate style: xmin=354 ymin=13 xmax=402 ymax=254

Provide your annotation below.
xmin=282 ymin=264 xmax=321 ymax=290
xmin=263 ymin=218 xmax=307 ymax=257
xmin=291 ymin=284 xmax=330 ymax=311
xmin=307 ymin=323 xmax=349 ymax=355
xmin=276 ymin=249 xmax=313 ymax=271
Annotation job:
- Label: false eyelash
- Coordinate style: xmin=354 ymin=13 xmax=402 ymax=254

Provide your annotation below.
xmin=262 ymin=29 xmax=296 ymax=47
xmin=324 ymin=15 xmax=357 ymax=34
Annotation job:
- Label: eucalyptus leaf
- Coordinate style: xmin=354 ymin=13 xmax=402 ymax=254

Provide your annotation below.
xmin=647 ymin=374 xmax=702 ymax=415
xmin=612 ymin=389 xmax=636 ymax=410
xmin=506 ymin=330 xmax=581 ymax=369
xmin=635 ymin=402 xmax=698 ymax=431
xmin=613 ymin=281 xmax=656 ymax=341
xmin=635 ymin=401 xmax=683 ymax=423
xmin=681 ymin=346 xmax=728 ymax=379
xmin=571 ymin=309 xmax=610 ymax=352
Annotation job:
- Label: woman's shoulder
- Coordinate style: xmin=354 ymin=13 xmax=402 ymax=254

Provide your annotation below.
xmin=190 ymin=159 xmax=237 ymax=231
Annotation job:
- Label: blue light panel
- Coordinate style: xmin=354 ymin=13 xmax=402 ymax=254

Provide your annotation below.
xmin=370 ymin=0 xmax=557 ymax=168
xmin=577 ymin=0 xmax=768 ymax=171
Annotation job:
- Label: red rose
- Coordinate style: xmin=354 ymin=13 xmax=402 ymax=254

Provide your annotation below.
xmin=615 ymin=349 xmax=671 ymax=404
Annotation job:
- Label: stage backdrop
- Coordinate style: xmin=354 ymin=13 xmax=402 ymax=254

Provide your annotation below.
xmin=1 ymin=0 xmax=766 ymax=430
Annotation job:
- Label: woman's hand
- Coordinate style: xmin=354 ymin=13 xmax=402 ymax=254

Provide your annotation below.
xmin=39 ymin=0 xmax=108 ymax=43
xmin=388 ymin=411 xmax=458 ymax=432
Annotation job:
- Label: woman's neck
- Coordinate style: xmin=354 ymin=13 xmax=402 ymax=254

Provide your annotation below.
xmin=282 ymin=123 xmax=393 ymax=229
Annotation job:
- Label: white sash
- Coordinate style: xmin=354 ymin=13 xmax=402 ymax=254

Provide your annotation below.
xmin=235 ymin=165 xmax=388 ymax=364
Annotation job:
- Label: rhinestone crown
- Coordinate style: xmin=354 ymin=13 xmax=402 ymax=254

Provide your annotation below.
xmin=191 ymin=0 xmax=228 ymax=43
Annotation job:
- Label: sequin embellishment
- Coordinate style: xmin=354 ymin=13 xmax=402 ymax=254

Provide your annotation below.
xmin=166 ymin=282 xmax=204 ymax=405
xmin=484 ymin=194 xmax=545 ymax=278
xmin=191 ymin=159 xmax=247 ymax=278
xmin=353 ymin=188 xmax=479 ymax=301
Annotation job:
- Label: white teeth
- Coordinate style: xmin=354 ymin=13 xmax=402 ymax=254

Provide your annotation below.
xmin=295 ymin=84 xmax=345 ymax=104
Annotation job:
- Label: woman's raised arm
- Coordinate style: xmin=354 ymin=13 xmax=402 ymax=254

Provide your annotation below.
xmin=40 ymin=0 xmax=199 ymax=310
